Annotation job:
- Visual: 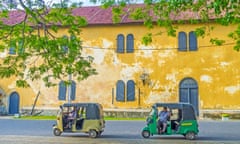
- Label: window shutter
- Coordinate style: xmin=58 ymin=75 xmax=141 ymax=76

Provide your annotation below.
xmin=178 ymin=32 xmax=187 ymax=51
xmin=127 ymin=34 xmax=134 ymax=53
xmin=116 ymin=80 xmax=125 ymax=101
xmin=127 ymin=80 xmax=135 ymax=101
xmin=117 ymin=34 xmax=124 ymax=53
xmin=189 ymin=31 xmax=198 ymax=51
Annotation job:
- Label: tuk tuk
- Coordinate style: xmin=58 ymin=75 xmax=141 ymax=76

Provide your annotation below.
xmin=53 ymin=103 xmax=105 ymax=138
xmin=141 ymin=103 xmax=199 ymax=140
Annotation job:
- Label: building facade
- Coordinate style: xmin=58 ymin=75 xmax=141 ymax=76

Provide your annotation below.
xmin=0 ymin=5 xmax=239 ymax=116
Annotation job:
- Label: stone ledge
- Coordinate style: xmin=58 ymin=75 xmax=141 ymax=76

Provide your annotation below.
xmin=19 ymin=108 xmax=240 ymax=120
xmin=201 ymin=109 xmax=240 ymax=120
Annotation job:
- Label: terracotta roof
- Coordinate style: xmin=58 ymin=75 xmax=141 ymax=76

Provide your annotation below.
xmin=72 ymin=4 xmax=144 ymax=25
xmin=1 ymin=4 xmax=147 ymax=26
xmin=2 ymin=10 xmax=26 ymax=25
xmin=72 ymin=6 xmax=114 ymax=24
xmin=2 ymin=4 xmax=219 ymax=26
xmin=71 ymin=4 xmax=221 ymax=24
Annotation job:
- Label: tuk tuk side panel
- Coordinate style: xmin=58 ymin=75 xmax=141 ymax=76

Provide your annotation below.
xmin=150 ymin=118 xmax=158 ymax=134
xmin=81 ymin=120 xmax=104 ymax=132
xmin=166 ymin=121 xmax=172 ymax=134
xmin=178 ymin=120 xmax=199 ymax=134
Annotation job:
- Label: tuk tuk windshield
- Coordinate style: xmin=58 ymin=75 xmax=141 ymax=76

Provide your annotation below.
xmin=149 ymin=107 xmax=157 ymax=116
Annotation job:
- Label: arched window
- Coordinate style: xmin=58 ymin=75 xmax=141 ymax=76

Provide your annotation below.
xmin=70 ymin=81 xmax=76 ymax=100
xmin=58 ymin=81 xmax=66 ymax=100
xmin=178 ymin=32 xmax=187 ymax=51
xmin=127 ymin=80 xmax=135 ymax=101
xmin=189 ymin=31 xmax=198 ymax=51
xmin=126 ymin=34 xmax=134 ymax=53
xmin=117 ymin=34 xmax=124 ymax=53
xmin=116 ymin=80 xmax=125 ymax=101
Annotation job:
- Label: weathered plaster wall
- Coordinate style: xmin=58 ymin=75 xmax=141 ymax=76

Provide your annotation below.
xmin=78 ymin=23 xmax=240 ymax=110
xmin=0 ymin=23 xmax=240 ymax=112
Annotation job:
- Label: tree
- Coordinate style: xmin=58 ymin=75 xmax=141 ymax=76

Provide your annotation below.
xmin=94 ymin=0 xmax=240 ymax=50
xmin=0 ymin=0 xmax=97 ymax=88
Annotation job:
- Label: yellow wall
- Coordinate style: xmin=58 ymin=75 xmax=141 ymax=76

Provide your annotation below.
xmin=1 ymin=23 xmax=240 ymax=113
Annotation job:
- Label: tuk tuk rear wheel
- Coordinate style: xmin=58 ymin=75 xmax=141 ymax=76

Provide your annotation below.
xmin=142 ymin=130 xmax=150 ymax=138
xmin=89 ymin=130 xmax=97 ymax=138
xmin=185 ymin=132 xmax=196 ymax=140
xmin=53 ymin=128 xmax=62 ymax=136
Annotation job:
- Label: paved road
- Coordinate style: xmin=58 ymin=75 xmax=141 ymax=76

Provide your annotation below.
xmin=0 ymin=118 xmax=239 ymax=144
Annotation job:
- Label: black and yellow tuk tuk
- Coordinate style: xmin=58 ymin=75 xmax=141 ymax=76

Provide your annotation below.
xmin=53 ymin=103 xmax=105 ymax=138
xmin=141 ymin=103 xmax=199 ymax=140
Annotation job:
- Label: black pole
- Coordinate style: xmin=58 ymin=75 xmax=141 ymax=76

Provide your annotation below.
xmin=138 ymin=88 xmax=140 ymax=107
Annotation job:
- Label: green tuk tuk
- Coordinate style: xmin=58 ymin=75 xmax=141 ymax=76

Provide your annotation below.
xmin=53 ymin=103 xmax=105 ymax=138
xmin=141 ymin=103 xmax=199 ymax=140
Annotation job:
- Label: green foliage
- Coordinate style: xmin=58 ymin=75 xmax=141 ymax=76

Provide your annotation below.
xmin=210 ymin=38 xmax=226 ymax=46
xmin=229 ymin=26 xmax=240 ymax=51
xmin=195 ymin=27 xmax=206 ymax=38
xmin=142 ymin=33 xmax=152 ymax=45
xmin=229 ymin=25 xmax=240 ymax=51
xmin=16 ymin=80 xmax=30 ymax=88
xmin=0 ymin=0 xmax=97 ymax=87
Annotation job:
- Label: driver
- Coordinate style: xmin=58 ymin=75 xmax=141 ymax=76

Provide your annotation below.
xmin=65 ymin=107 xmax=77 ymax=128
xmin=158 ymin=107 xmax=170 ymax=133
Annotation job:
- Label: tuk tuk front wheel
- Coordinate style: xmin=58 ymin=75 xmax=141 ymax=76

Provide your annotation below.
xmin=53 ymin=128 xmax=62 ymax=136
xmin=89 ymin=129 xmax=97 ymax=138
xmin=97 ymin=131 xmax=103 ymax=136
xmin=185 ymin=132 xmax=196 ymax=140
xmin=142 ymin=130 xmax=150 ymax=138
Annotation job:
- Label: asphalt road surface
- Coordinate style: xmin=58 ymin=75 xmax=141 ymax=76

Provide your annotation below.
xmin=0 ymin=118 xmax=239 ymax=144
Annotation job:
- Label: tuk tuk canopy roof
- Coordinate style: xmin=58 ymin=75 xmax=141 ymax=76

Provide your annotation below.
xmin=62 ymin=103 xmax=103 ymax=120
xmin=152 ymin=102 xmax=197 ymax=120
xmin=153 ymin=102 xmax=192 ymax=109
